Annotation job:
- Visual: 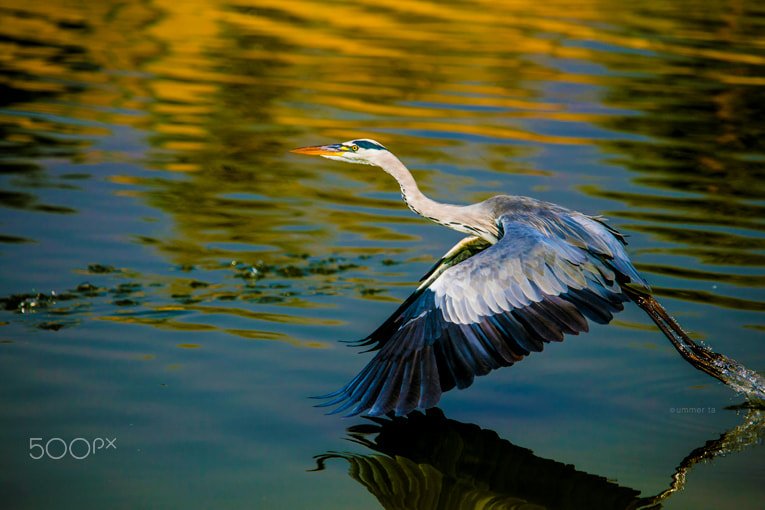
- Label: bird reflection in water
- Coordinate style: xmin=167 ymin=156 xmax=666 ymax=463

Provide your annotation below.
xmin=312 ymin=408 xmax=765 ymax=510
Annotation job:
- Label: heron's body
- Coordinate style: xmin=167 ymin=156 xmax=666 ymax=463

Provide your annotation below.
xmin=291 ymin=138 xmax=764 ymax=415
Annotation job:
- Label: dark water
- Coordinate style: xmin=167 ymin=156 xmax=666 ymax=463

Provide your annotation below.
xmin=1 ymin=0 xmax=764 ymax=508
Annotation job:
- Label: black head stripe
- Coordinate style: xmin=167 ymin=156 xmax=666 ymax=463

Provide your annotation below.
xmin=353 ymin=140 xmax=385 ymax=150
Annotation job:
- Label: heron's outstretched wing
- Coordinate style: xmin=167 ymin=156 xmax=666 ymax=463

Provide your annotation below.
xmin=318 ymin=212 xmax=649 ymax=417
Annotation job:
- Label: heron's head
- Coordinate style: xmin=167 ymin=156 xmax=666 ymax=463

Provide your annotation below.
xmin=291 ymin=139 xmax=390 ymax=167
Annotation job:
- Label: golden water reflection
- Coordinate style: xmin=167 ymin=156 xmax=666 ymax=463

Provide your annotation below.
xmin=2 ymin=0 xmax=763 ymax=254
xmin=1 ymin=0 xmax=762 ymax=341
xmin=0 ymin=0 xmax=762 ymax=358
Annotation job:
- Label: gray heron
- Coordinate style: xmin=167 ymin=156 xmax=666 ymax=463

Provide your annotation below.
xmin=292 ymin=139 xmax=764 ymax=416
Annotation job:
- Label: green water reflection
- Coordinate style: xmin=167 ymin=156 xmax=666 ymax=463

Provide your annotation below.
xmin=0 ymin=0 xmax=763 ymax=509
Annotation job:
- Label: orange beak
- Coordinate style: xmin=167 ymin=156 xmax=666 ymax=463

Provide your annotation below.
xmin=290 ymin=144 xmax=345 ymax=156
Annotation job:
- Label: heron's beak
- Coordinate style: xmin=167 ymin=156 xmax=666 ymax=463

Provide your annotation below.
xmin=290 ymin=144 xmax=344 ymax=156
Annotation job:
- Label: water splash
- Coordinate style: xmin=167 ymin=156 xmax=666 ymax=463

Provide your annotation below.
xmin=629 ymin=290 xmax=765 ymax=406
xmin=703 ymin=350 xmax=765 ymax=406
xmin=663 ymin=320 xmax=765 ymax=406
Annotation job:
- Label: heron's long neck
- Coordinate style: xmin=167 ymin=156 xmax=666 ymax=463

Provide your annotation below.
xmin=378 ymin=151 xmax=496 ymax=241
xmin=378 ymin=152 xmax=448 ymax=218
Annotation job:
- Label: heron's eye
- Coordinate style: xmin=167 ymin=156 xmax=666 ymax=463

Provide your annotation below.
xmin=351 ymin=145 xmax=359 ymax=152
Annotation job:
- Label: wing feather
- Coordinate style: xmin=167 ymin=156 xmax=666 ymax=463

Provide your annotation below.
xmin=395 ymin=354 xmax=419 ymax=415
xmin=418 ymin=347 xmax=441 ymax=408
xmin=318 ymin=208 xmax=649 ymax=416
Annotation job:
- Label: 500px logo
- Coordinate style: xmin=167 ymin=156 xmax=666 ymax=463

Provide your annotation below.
xmin=29 ymin=437 xmax=117 ymax=460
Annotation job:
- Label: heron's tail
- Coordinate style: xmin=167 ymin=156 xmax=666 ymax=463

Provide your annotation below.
xmin=625 ymin=287 xmax=765 ymax=406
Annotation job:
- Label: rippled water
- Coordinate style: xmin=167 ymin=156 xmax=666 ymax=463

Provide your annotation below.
xmin=1 ymin=0 xmax=764 ymax=508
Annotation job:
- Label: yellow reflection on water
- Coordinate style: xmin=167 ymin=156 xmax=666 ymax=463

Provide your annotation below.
xmin=5 ymin=0 xmax=763 ymax=169
xmin=1 ymin=0 xmax=764 ymax=303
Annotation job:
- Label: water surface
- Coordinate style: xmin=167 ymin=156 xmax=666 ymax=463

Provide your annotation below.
xmin=1 ymin=0 xmax=764 ymax=508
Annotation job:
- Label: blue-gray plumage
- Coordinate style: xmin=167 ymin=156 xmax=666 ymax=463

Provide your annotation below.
xmin=291 ymin=139 xmax=765 ymax=416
